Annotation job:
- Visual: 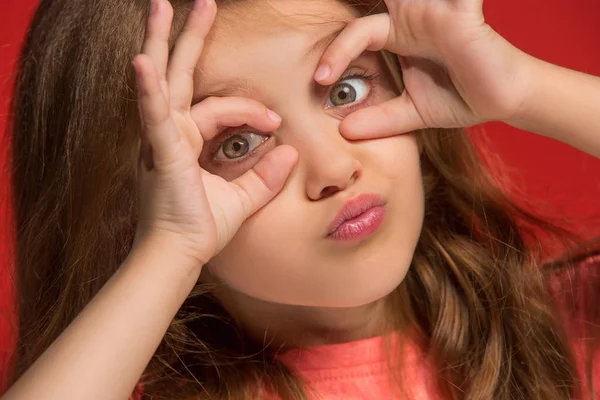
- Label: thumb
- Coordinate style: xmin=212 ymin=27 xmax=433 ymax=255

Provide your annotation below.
xmin=229 ymin=145 xmax=299 ymax=223
xmin=339 ymin=93 xmax=425 ymax=140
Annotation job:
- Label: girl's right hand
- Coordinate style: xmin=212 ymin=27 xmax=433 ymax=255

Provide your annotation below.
xmin=132 ymin=0 xmax=297 ymax=268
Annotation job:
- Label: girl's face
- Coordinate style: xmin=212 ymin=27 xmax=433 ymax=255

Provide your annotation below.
xmin=195 ymin=0 xmax=424 ymax=308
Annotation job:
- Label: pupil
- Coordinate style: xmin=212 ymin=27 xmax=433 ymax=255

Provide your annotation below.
xmin=332 ymin=84 xmax=355 ymax=106
xmin=224 ymin=135 xmax=250 ymax=159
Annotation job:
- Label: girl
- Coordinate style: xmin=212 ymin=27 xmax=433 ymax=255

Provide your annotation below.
xmin=2 ymin=0 xmax=600 ymax=398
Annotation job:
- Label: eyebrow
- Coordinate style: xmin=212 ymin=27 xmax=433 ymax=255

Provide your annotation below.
xmin=192 ymin=25 xmax=348 ymax=104
xmin=303 ymin=25 xmax=347 ymax=60
xmin=193 ymin=77 xmax=252 ymax=104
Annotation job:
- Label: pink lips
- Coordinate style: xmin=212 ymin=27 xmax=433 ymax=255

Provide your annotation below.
xmin=327 ymin=193 xmax=386 ymax=242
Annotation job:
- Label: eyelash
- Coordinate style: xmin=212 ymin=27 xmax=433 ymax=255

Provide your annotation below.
xmin=209 ymin=70 xmax=380 ymax=165
xmin=337 ymin=71 xmax=379 ymax=85
xmin=326 ymin=71 xmax=379 ymax=111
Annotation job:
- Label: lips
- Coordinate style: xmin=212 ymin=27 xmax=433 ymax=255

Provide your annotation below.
xmin=327 ymin=193 xmax=386 ymax=236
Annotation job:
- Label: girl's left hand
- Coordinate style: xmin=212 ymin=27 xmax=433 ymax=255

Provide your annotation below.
xmin=314 ymin=0 xmax=534 ymax=138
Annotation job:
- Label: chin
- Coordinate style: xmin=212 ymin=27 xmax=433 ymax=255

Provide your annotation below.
xmin=294 ymin=264 xmax=411 ymax=308
xmin=336 ymin=258 xmax=413 ymax=308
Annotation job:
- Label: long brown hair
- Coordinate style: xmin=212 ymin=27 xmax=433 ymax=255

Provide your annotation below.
xmin=6 ymin=0 xmax=598 ymax=399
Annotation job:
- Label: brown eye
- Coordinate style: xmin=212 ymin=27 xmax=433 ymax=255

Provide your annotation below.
xmin=328 ymin=78 xmax=369 ymax=107
xmin=215 ymin=133 xmax=268 ymax=161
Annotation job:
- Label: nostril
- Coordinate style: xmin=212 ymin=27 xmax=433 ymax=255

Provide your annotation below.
xmin=320 ymin=185 xmax=340 ymax=198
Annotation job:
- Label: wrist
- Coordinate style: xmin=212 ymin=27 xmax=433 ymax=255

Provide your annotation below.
xmin=502 ymin=54 xmax=546 ymax=131
xmin=131 ymin=230 xmax=209 ymax=277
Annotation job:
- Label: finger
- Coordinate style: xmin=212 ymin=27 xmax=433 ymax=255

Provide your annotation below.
xmin=167 ymin=0 xmax=217 ymax=111
xmin=133 ymin=54 xmax=181 ymax=165
xmin=229 ymin=145 xmax=298 ymax=222
xmin=339 ymin=93 xmax=425 ymax=139
xmin=314 ymin=13 xmax=391 ymax=85
xmin=191 ymin=97 xmax=282 ymax=142
xmin=141 ymin=0 xmax=174 ymax=90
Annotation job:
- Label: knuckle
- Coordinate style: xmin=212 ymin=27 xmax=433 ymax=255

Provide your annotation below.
xmin=200 ymin=96 xmax=219 ymax=108
xmin=261 ymin=105 xmax=270 ymax=118
xmin=347 ymin=18 xmax=362 ymax=31
xmin=232 ymin=181 xmax=254 ymax=217
xmin=381 ymin=104 xmax=400 ymax=132
xmin=144 ymin=113 xmax=169 ymax=129
xmin=203 ymin=111 xmax=217 ymax=126
xmin=243 ymin=100 xmax=262 ymax=116
xmin=336 ymin=46 xmax=354 ymax=65
xmin=183 ymin=65 xmax=196 ymax=79
xmin=381 ymin=103 xmax=396 ymax=123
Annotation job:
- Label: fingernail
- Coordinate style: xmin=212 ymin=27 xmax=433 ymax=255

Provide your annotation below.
xmin=194 ymin=0 xmax=205 ymax=10
xmin=267 ymin=109 xmax=281 ymax=123
xmin=314 ymin=64 xmax=331 ymax=82
xmin=149 ymin=0 xmax=159 ymax=15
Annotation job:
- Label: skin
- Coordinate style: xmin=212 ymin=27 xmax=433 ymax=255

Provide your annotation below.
xmin=314 ymin=0 xmax=600 ymax=159
xmin=194 ymin=0 xmax=424 ymax=346
xmin=3 ymin=0 xmax=599 ymax=398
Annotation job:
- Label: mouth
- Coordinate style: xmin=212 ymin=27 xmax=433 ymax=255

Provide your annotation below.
xmin=326 ymin=193 xmax=386 ymax=242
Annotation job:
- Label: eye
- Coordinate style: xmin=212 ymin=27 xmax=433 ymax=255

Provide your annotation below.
xmin=325 ymin=76 xmax=370 ymax=108
xmin=214 ymin=132 xmax=269 ymax=161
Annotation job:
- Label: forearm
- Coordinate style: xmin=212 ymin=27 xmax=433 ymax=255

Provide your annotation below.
xmin=507 ymin=57 xmax=600 ymax=158
xmin=3 ymin=237 xmax=202 ymax=400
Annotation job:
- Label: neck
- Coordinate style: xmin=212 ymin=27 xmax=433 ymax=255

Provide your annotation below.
xmin=215 ymin=286 xmax=394 ymax=348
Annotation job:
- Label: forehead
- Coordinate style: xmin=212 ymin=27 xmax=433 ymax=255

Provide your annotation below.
xmin=193 ymin=0 xmax=358 ymax=99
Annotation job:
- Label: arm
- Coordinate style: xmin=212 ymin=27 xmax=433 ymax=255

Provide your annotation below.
xmin=2 ymin=236 xmax=202 ymax=400
xmin=3 ymin=0 xmax=296 ymax=396
xmin=507 ymin=58 xmax=600 ymax=158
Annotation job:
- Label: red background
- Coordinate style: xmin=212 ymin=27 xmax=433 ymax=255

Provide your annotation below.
xmin=1 ymin=0 xmax=599 ymax=390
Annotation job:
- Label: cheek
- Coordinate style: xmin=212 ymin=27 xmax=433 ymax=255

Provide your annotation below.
xmin=359 ymin=133 xmax=425 ymax=254
xmin=358 ymin=133 xmax=422 ymax=191
xmin=206 ymin=195 xmax=314 ymax=302
xmin=205 ymin=133 xmax=425 ymax=307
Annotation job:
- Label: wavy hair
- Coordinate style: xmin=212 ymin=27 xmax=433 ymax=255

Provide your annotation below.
xmin=6 ymin=0 xmax=598 ymax=399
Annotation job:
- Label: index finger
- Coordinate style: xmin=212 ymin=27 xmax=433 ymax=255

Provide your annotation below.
xmin=314 ymin=13 xmax=391 ymax=85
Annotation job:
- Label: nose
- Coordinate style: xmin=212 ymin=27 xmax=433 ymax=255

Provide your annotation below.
xmin=300 ymin=132 xmax=363 ymax=201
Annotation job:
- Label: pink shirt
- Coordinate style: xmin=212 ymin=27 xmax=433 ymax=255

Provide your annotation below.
xmin=133 ymin=256 xmax=600 ymax=399
xmin=272 ymin=256 xmax=600 ymax=400
xmin=277 ymin=333 xmax=440 ymax=400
